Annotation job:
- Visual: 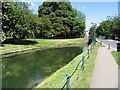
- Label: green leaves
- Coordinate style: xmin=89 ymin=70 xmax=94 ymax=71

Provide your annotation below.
xmin=2 ymin=1 xmax=86 ymax=39
xmin=2 ymin=2 xmax=38 ymax=39
xmin=38 ymin=1 xmax=86 ymax=38
xmin=95 ymin=16 xmax=120 ymax=38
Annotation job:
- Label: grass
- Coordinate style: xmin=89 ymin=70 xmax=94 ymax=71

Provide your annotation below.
xmin=36 ymin=42 xmax=101 ymax=88
xmin=1 ymin=38 xmax=87 ymax=53
xmin=112 ymin=51 xmax=120 ymax=66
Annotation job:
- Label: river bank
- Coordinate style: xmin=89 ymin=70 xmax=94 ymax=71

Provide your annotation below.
xmin=36 ymin=42 xmax=101 ymax=88
xmin=1 ymin=38 xmax=87 ymax=58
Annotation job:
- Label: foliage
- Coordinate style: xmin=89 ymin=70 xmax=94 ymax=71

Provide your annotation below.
xmin=95 ymin=16 xmax=120 ymax=39
xmin=38 ymin=1 xmax=86 ymax=38
xmin=112 ymin=51 xmax=120 ymax=66
xmin=112 ymin=16 xmax=120 ymax=37
xmin=2 ymin=1 xmax=86 ymax=39
xmin=2 ymin=2 xmax=36 ymax=39
xmin=89 ymin=23 xmax=97 ymax=36
xmin=88 ymin=23 xmax=97 ymax=44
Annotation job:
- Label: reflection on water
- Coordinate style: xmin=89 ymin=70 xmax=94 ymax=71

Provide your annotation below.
xmin=2 ymin=47 xmax=82 ymax=88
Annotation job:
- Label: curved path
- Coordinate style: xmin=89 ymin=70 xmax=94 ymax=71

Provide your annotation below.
xmin=90 ymin=46 xmax=118 ymax=88
xmin=96 ymin=37 xmax=120 ymax=51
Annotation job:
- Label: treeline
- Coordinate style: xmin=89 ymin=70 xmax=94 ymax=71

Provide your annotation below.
xmin=2 ymin=1 xmax=86 ymax=40
xmin=2 ymin=2 xmax=36 ymax=39
xmin=89 ymin=16 xmax=120 ymax=39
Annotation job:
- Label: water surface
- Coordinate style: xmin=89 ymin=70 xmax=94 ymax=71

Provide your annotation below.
xmin=2 ymin=47 xmax=82 ymax=88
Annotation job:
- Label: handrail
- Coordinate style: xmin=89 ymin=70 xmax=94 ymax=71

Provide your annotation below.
xmin=55 ymin=41 xmax=96 ymax=89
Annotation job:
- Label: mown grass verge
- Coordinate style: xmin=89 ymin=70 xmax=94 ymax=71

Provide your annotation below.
xmin=112 ymin=51 xmax=120 ymax=66
xmin=1 ymin=38 xmax=87 ymax=53
xmin=36 ymin=42 xmax=101 ymax=88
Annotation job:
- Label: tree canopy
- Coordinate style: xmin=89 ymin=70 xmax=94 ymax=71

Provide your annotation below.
xmin=2 ymin=2 xmax=36 ymax=39
xmin=95 ymin=16 xmax=120 ymax=39
xmin=38 ymin=1 xmax=85 ymax=38
xmin=2 ymin=1 xmax=86 ymax=39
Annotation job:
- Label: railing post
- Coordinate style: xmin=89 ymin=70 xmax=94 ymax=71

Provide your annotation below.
xmin=108 ymin=43 xmax=110 ymax=49
xmin=88 ymin=49 xmax=90 ymax=58
xmin=94 ymin=40 xmax=96 ymax=45
xmin=82 ymin=56 xmax=84 ymax=70
xmin=66 ymin=74 xmax=70 ymax=90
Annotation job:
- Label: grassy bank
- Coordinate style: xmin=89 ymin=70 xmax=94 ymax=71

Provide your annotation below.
xmin=36 ymin=42 xmax=101 ymax=88
xmin=1 ymin=38 xmax=87 ymax=53
xmin=112 ymin=51 xmax=120 ymax=66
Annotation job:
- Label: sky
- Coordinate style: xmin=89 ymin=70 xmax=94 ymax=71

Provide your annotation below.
xmin=27 ymin=1 xmax=118 ymax=30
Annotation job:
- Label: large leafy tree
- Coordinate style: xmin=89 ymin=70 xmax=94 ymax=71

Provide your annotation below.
xmin=89 ymin=23 xmax=97 ymax=36
xmin=2 ymin=2 xmax=36 ymax=39
xmin=100 ymin=20 xmax=112 ymax=38
xmin=112 ymin=16 xmax=120 ymax=37
xmin=2 ymin=1 xmax=86 ymax=39
xmin=38 ymin=0 xmax=85 ymax=38
xmin=95 ymin=16 xmax=120 ymax=39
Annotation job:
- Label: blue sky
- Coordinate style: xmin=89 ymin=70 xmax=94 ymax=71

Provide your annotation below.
xmin=28 ymin=2 xmax=118 ymax=30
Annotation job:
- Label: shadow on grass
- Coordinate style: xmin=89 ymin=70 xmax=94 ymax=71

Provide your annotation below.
xmin=3 ymin=39 xmax=38 ymax=45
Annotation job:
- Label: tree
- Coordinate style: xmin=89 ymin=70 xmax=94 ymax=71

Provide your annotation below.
xmin=38 ymin=0 xmax=86 ymax=38
xmin=2 ymin=1 xmax=86 ymax=39
xmin=89 ymin=23 xmax=97 ymax=36
xmin=95 ymin=15 xmax=120 ymax=39
xmin=96 ymin=25 xmax=104 ymax=37
xmin=112 ymin=16 xmax=120 ymax=38
xmin=76 ymin=10 xmax=86 ymax=23
xmin=2 ymin=2 xmax=37 ymax=39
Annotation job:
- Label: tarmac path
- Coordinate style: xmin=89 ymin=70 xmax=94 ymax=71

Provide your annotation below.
xmin=90 ymin=47 xmax=118 ymax=88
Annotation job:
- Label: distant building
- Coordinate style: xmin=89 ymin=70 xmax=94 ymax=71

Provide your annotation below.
xmin=118 ymin=1 xmax=120 ymax=16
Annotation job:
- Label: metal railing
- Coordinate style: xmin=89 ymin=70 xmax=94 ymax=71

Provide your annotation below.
xmin=55 ymin=41 xmax=96 ymax=90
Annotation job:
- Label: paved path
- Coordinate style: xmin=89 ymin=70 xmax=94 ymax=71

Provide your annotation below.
xmin=96 ymin=38 xmax=120 ymax=51
xmin=90 ymin=47 xmax=118 ymax=88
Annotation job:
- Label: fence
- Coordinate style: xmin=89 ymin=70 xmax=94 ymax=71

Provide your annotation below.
xmin=55 ymin=41 xmax=96 ymax=90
